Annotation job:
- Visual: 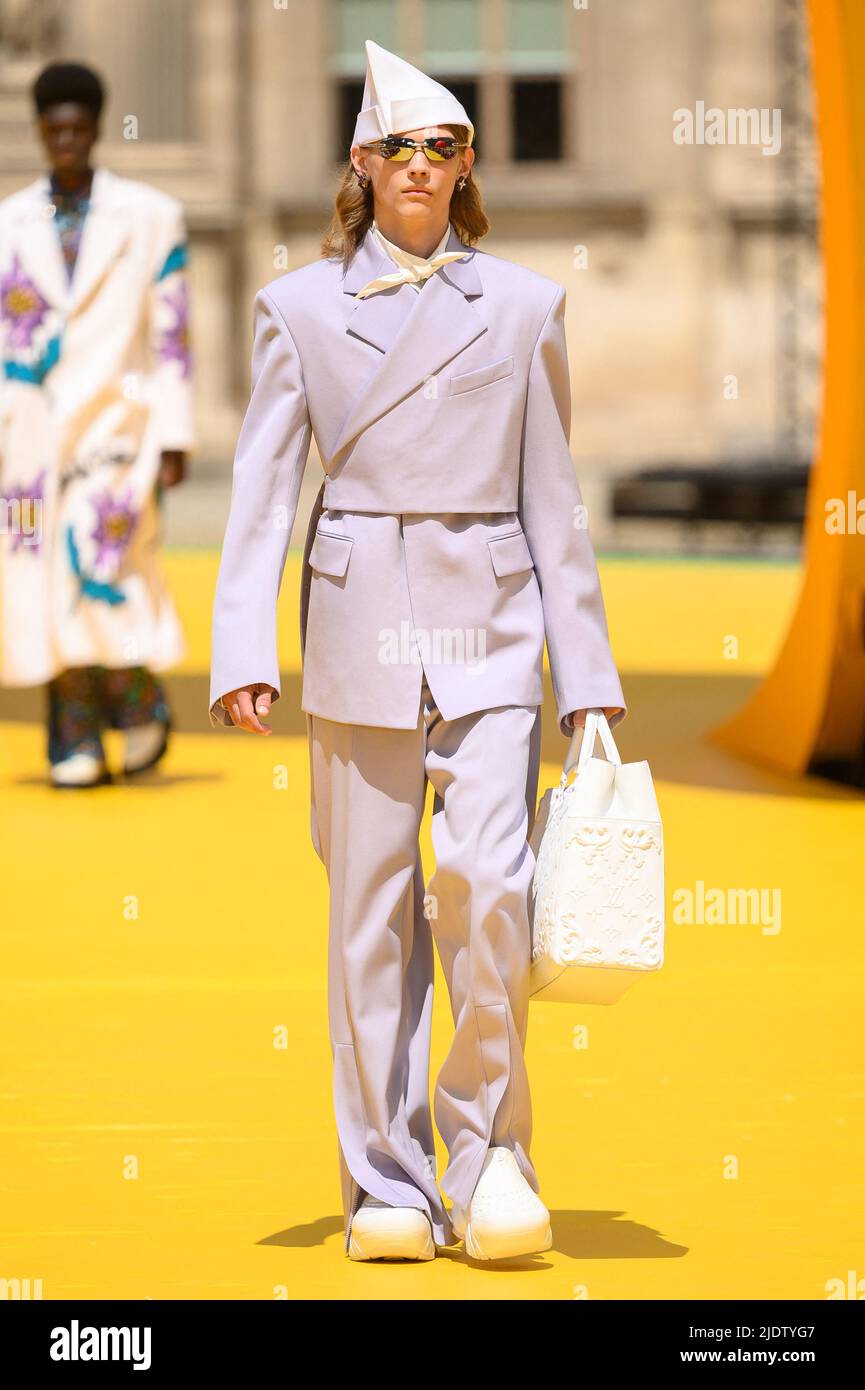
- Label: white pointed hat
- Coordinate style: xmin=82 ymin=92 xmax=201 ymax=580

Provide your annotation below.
xmin=352 ymin=39 xmax=474 ymax=148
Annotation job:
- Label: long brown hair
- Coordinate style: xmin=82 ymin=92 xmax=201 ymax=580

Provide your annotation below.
xmin=320 ymin=124 xmax=490 ymax=268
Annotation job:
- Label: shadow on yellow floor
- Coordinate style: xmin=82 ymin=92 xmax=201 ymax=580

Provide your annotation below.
xmin=0 ymin=552 xmax=861 ymax=1299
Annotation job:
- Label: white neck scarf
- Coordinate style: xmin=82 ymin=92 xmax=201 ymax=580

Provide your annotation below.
xmin=355 ymin=221 xmax=470 ymax=299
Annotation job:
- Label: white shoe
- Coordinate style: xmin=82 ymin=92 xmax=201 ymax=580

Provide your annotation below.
xmin=49 ymin=750 xmax=111 ymax=788
xmin=347 ymin=1194 xmax=436 ymax=1262
xmin=449 ymin=1147 xmax=553 ymax=1260
xmin=122 ymin=720 xmax=169 ymax=775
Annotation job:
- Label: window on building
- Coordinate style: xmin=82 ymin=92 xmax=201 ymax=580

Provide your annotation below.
xmin=337 ymin=80 xmax=367 ymax=160
xmin=423 ymin=2 xmax=480 ymax=152
xmin=333 ymin=0 xmax=397 ymax=158
xmin=511 ymin=78 xmax=562 ymax=160
xmin=507 ymin=0 xmax=567 ymax=161
xmin=424 ymin=0 xmax=482 ymax=74
xmin=333 ymin=0 xmax=398 ymax=62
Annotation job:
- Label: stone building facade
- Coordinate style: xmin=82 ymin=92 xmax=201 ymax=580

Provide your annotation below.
xmin=0 ymin=0 xmax=818 ymax=546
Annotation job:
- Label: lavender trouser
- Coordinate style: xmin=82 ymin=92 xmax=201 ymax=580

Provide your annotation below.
xmin=307 ymin=676 xmax=542 ymax=1251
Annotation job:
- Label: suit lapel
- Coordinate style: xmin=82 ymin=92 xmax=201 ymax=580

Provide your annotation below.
xmin=66 ymin=167 xmax=133 ymax=314
xmin=12 ymin=177 xmax=70 ymax=310
xmin=12 ymin=167 xmax=132 ymax=317
xmin=330 ymin=223 xmax=487 ymax=460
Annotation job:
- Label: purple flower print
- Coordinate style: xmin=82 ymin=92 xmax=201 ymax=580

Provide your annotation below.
xmin=1 ymin=255 xmax=50 ymax=349
xmin=155 ymin=280 xmax=190 ymax=378
xmin=3 ymin=468 xmax=46 ymax=553
xmin=90 ymin=486 xmax=139 ymax=569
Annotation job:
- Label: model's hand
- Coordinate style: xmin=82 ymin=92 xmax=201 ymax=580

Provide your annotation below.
xmin=157 ymin=450 xmax=187 ymax=488
xmin=220 ymin=683 xmax=276 ymax=734
xmin=567 ymin=706 xmax=622 ymax=729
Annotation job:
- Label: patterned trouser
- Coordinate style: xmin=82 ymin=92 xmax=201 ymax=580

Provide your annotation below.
xmin=46 ymin=665 xmax=170 ymax=765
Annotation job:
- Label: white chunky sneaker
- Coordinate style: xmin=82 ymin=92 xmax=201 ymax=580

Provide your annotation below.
xmin=49 ymin=750 xmax=111 ymax=788
xmin=347 ymin=1194 xmax=436 ymax=1262
xmin=449 ymin=1147 xmax=553 ymax=1260
xmin=122 ymin=720 xmax=169 ymax=775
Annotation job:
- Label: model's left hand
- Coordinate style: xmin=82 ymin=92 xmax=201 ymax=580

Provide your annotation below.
xmin=566 ymin=707 xmax=622 ymax=729
xmin=157 ymin=450 xmax=187 ymax=488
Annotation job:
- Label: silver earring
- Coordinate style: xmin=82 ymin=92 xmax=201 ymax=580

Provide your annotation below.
xmin=458 ymin=176 xmax=467 ymax=190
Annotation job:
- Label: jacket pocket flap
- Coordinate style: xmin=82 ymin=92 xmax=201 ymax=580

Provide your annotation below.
xmin=449 ymin=355 xmax=514 ymax=396
xmin=310 ymin=530 xmax=353 ymax=577
xmin=488 ymin=530 xmax=534 ymax=578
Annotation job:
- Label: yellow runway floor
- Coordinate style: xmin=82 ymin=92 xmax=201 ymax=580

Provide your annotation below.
xmin=1 ymin=551 xmax=862 ymax=1300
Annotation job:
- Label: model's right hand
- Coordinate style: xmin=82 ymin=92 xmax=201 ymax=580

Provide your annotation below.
xmin=220 ymin=683 xmax=276 ymax=734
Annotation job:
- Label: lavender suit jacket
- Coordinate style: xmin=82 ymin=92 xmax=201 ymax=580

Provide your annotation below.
xmin=209 ymin=223 xmax=626 ymax=736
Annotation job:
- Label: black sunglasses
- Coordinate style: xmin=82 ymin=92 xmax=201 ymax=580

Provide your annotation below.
xmin=361 ymin=135 xmax=469 ymax=162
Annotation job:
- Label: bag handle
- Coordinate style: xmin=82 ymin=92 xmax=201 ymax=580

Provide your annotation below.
xmin=563 ymin=708 xmax=622 ymax=780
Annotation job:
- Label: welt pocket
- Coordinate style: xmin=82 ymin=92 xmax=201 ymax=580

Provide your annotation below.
xmin=448 ymin=355 xmax=515 ymax=396
xmin=487 ymin=528 xmax=534 ymax=579
xmin=309 ymin=529 xmax=353 ymax=578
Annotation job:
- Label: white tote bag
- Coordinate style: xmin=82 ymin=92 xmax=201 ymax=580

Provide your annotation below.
xmin=528 ymin=710 xmax=664 ymax=1004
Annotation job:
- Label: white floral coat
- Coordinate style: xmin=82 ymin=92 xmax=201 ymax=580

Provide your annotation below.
xmin=0 ymin=165 xmax=195 ymax=686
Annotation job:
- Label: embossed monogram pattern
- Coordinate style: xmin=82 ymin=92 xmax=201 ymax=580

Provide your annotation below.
xmin=531 ymin=790 xmax=665 ymax=974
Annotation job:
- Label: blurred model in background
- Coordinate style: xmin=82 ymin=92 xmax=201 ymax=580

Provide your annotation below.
xmin=0 ymin=61 xmax=195 ymax=787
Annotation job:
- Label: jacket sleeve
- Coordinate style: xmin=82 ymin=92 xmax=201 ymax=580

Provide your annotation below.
xmin=518 ymin=284 xmax=627 ymax=737
xmin=0 ymin=222 xmax=7 ymax=475
xmin=148 ymin=196 xmax=196 ymax=454
xmin=208 ymin=287 xmax=312 ymax=728
xmin=148 ymin=195 xmax=197 ymax=453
